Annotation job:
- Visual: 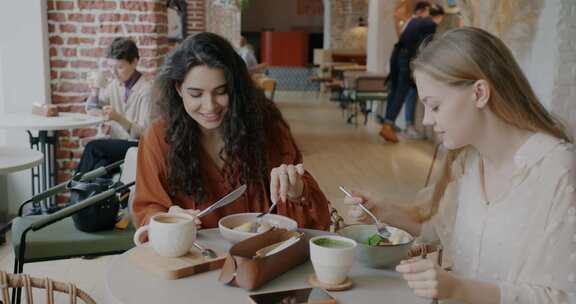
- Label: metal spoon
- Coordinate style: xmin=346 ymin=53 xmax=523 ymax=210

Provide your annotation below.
xmin=192 ymin=241 xmax=217 ymax=259
xmin=251 ymin=201 xmax=278 ymax=233
xmin=339 ymin=185 xmax=391 ymax=238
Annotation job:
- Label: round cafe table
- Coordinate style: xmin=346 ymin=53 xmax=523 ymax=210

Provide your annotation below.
xmin=0 ymin=146 xmax=43 ymax=175
xmin=104 ymin=229 xmax=428 ymax=304
xmin=0 ymin=112 xmax=103 ymax=213
xmin=0 ymin=146 xmax=44 ymax=243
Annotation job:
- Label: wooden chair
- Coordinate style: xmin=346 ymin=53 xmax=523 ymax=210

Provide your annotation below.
xmin=0 ymin=271 xmax=95 ymax=304
xmin=10 ymin=158 xmax=137 ymax=303
xmin=253 ymin=74 xmax=277 ymax=101
xmin=347 ymin=76 xmax=388 ymax=126
xmin=308 ymin=66 xmax=333 ymax=97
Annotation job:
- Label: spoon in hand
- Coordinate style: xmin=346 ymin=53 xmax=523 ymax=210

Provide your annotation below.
xmin=251 ymin=201 xmax=278 ymax=233
xmin=339 ymin=185 xmax=391 ymax=238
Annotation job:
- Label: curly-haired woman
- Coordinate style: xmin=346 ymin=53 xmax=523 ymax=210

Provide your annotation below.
xmin=132 ymin=32 xmax=330 ymax=231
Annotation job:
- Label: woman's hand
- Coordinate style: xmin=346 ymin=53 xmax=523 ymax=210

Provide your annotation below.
xmin=396 ymin=257 xmax=461 ymax=300
xmin=343 ymin=189 xmax=422 ymax=236
xmin=270 ymin=164 xmax=305 ymax=203
xmin=168 ymin=205 xmax=203 ymax=228
xmin=342 ymin=189 xmax=378 ymax=223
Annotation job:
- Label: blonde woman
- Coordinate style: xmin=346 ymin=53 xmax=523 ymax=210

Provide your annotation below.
xmin=345 ymin=27 xmax=575 ymax=303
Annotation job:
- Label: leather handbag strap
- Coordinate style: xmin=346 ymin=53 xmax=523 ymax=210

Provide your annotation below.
xmin=218 ymin=254 xmax=238 ymax=286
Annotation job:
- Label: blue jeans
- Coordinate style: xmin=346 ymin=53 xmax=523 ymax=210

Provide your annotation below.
xmin=384 ymin=48 xmax=413 ymax=124
xmin=404 ymin=86 xmax=417 ymax=125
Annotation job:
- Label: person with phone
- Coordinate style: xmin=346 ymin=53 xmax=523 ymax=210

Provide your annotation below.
xmin=132 ymin=33 xmax=331 ymax=231
xmin=345 ymin=27 xmax=575 ymax=303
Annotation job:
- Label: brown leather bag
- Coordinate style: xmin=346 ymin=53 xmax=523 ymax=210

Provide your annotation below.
xmin=218 ymin=228 xmax=309 ymax=290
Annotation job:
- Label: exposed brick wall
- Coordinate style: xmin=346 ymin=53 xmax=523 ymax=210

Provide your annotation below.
xmin=186 ymin=0 xmax=206 ymax=35
xmin=47 ymin=0 xmax=170 ymax=200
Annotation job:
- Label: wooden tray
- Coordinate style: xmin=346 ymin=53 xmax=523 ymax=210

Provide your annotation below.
xmin=129 ymin=245 xmax=227 ymax=280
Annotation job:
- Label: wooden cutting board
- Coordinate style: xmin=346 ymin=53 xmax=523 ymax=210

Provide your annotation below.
xmin=129 ymin=245 xmax=227 ymax=280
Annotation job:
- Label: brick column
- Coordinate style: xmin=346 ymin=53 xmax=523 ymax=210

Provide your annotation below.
xmin=187 ymin=0 xmax=206 ymax=35
xmin=47 ymin=0 xmax=170 ymax=201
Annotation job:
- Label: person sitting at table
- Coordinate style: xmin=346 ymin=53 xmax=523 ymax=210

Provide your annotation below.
xmin=77 ymin=37 xmax=154 ymax=175
xmin=132 ymin=32 xmax=331 ymax=231
xmin=345 ymin=27 xmax=575 ymax=303
xmin=237 ymin=35 xmax=268 ymax=74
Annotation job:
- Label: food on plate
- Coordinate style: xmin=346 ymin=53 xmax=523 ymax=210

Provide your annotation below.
xmin=233 ymin=221 xmax=273 ymax=233
xmin=366 ymin=230 xmax=411 ymax=246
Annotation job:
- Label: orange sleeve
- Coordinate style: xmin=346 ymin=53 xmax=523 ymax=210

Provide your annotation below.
xmin=132 ymin=121 xmax=173 ymax=227
xmin=271 ymin=123 xmax=331 ymax=231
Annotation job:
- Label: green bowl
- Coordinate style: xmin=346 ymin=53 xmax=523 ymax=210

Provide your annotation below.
xmin=338 ymin=224 xmax=414 ymax=268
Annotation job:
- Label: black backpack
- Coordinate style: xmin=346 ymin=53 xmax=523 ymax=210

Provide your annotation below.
xmin=66 ymin=178 xmax=128 ymax=232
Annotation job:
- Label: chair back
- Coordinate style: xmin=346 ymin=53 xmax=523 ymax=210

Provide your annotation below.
xmin=0 ymin=271 xmax=95 ymax=304
xmin=121 ymin=147 xmax=138 ymax=218
xmin=354 ymin=76 xmax=387 ymax=93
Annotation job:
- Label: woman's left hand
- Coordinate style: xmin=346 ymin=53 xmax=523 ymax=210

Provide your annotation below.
xmin=270 ymin=164 xmax=305 ymax=203
xmin=396 ymin=257 xmax=461 ymax=300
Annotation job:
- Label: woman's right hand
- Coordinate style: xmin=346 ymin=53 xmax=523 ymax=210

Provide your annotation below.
xmin=168 ymin=205 xmax=203 ymax=228
xmin=343 ymin=189 xmax=421 ymax=236
xmin=343 ymin=189 xmax=378 ymax=223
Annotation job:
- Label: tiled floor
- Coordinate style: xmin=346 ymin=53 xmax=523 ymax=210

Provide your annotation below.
xmin=0 ymin=95 xmax=435 ymax=303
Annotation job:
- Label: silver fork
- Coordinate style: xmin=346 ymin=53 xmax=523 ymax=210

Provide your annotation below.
xmin=192 ymin=241 xmax=217 ymax=259
xmin=339 ymin=185 xmax=391 ymax=238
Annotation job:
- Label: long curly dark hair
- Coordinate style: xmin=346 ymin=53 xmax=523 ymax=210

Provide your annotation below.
xmin=153 ymin=32 xmax=286 ymax=202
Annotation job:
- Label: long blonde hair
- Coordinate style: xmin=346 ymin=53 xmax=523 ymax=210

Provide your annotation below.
xmin=411 ymin=27 xmax=570 ymax=221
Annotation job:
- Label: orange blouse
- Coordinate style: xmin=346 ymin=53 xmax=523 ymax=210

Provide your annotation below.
xmin=132 ymin=119 xmax=331 ymax=230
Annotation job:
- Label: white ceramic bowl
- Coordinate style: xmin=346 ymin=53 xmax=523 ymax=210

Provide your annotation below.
xmin=338 ymin=224 xmax=414 ymax=268
xmin=218 ymin=212 xmax=298 ymax=243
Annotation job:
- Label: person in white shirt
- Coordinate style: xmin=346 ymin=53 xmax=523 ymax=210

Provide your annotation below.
xmin=345 ymin=27 xmax=575 ymax=303
xmin=237 ymin=35 xmax=267 ymax=74
xmin=77 ymin=37 xmax=153 ymax=175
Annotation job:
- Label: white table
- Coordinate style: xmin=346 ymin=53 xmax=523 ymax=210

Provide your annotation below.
xmin=0 ymin=146 xmax=44 ymax=243
xmin=0 ymin=146 xmax=43 ymax=174
xmin=105 ymin=229 xmax=427 ymax=304
xmin=0 ymin=112 xmax=103 ymax=213
xmin=0 ymin=112 xmax=104 ymax=131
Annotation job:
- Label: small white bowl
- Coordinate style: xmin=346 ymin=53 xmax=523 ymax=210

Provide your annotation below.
xmin=338 ymin=224 xmax=414 ymax=268
xmin=218 ymin=212 xmax=298 ymax=243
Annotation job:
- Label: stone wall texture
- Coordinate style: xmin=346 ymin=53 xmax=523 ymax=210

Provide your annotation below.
xmin=459 ymin=0 xmax=576 ymax=135
xmin=330 ymin=0 xmax=368 ymax=49
xmin=550 ymin=0 xmax=576 ymax=135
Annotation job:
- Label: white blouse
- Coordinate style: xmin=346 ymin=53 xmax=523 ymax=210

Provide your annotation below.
xmin=418 ymin=133 xmax=576 ymax=304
